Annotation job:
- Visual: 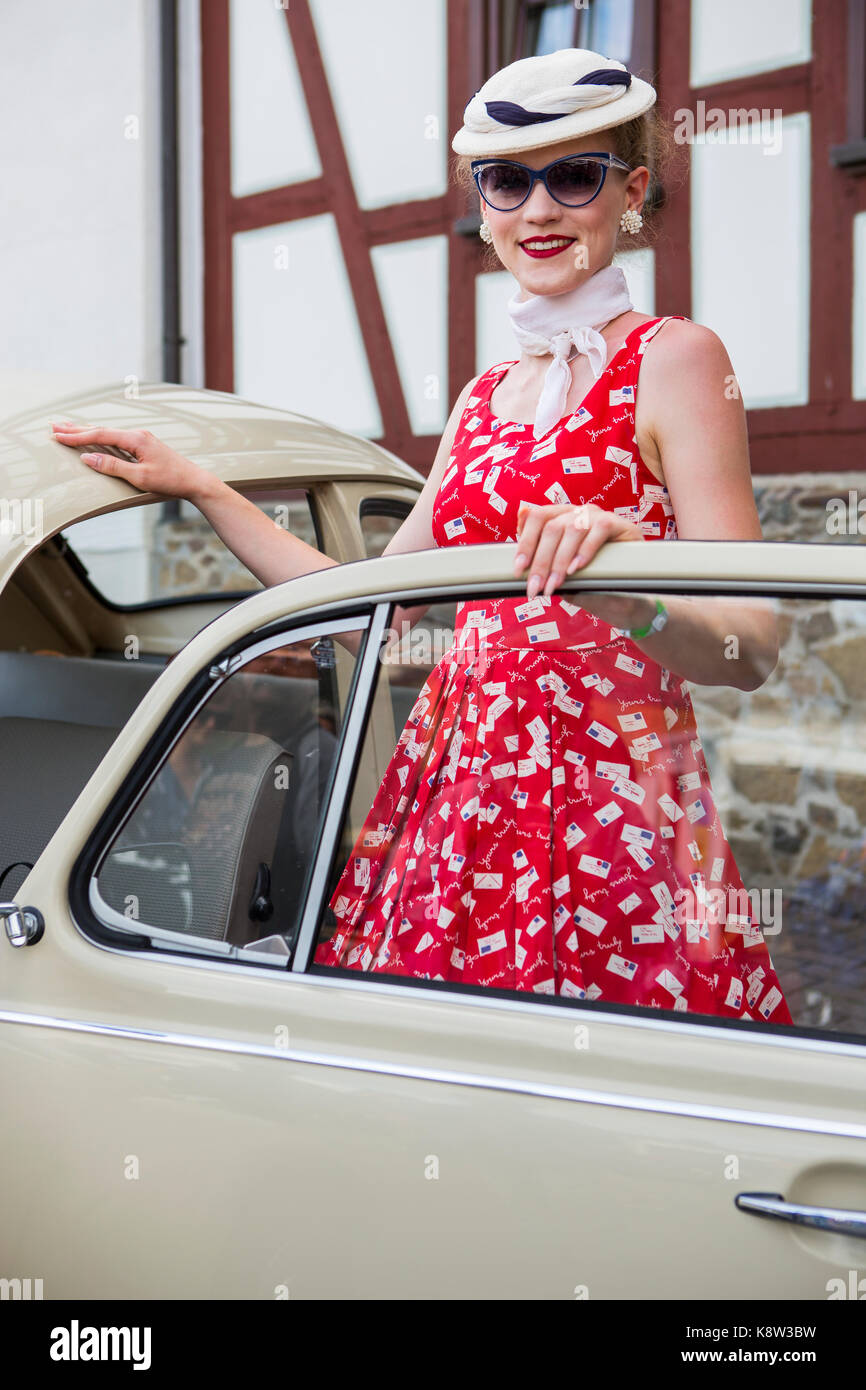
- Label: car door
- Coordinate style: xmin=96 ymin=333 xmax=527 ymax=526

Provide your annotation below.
xmin=1 ymin=541 xmax=864 ymax=1299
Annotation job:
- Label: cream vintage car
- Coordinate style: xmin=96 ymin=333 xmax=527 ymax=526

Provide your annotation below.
xmin=0 ymin=381 xmax=864 ymax=1301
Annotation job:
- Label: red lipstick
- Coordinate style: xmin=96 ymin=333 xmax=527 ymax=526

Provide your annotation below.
xmin=519 ymin=236 xmax=576 ymax=259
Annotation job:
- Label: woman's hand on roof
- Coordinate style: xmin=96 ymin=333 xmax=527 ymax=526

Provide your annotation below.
xmin=50 ymin=420 xmax=208 ymax=502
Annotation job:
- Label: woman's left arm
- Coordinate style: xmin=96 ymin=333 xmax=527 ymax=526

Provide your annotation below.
xmin=516 ymin=323 xmax=778 ymax=691
xmin=625 ymin=320 xmax=777 ymax=689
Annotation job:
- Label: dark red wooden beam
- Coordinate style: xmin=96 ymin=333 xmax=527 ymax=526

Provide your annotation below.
xmin=230 ymin=180 xmax=331 ymax=234
xmin=201 ymin=0 xmax=234 ymax=393
xmin=282 ymin=0 xmax=414 ymax=453
xmin=447 ymin=0 xmax=483 ymax=466
xmin=693 ymin=65 xmax=811 ymax=112
xmin=655 ymin=0 xmax=691 ymax=319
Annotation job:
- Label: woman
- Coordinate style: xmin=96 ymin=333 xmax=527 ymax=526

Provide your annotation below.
xmin=51 ymin=48 xmax=791 ymax=1024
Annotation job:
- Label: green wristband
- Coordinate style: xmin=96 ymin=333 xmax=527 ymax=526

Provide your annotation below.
xmin=625 ymin=598 xmax=668 ymax=640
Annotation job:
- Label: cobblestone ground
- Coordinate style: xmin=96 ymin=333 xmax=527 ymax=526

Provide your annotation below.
xmin=768 ymin=886 xmax=866 ymax=1036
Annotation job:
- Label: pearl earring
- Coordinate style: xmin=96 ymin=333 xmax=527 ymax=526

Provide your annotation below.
xmin=620 ymin=208 xmax=643 ymax=235
xmin=479 ymin=220 xmax=493 ymax=244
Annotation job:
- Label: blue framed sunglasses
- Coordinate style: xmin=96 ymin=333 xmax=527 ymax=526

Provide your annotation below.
xmin=471 ymin=152 xmax=633 ymax=211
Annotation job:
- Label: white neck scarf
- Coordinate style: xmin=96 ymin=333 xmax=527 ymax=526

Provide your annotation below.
xmin=506 ymin=265 xmax=633 ymax=438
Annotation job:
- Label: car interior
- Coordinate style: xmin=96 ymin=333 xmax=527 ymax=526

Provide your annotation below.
xmin=0 ymin=525 xmax=344 ymax=948
xmin=94 ymin=656 xmax=340 ymax=951
xmin=0 ymin=517 xmax=419 ymax=951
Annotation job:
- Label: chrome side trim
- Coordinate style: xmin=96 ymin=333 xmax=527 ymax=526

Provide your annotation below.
xmin=0 ymin=1007 xmax=864 ymax=1140
xmin=265 ymin=965 xmax=866 ymax=1059
xmin=291 ymin=602 xmax=390 ymax=971
xmin=77 ymin=926 xmax=866 ymax=1061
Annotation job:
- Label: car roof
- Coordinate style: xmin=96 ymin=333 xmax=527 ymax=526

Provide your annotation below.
xmin=0 ymin=380 xmax=424 ymax=586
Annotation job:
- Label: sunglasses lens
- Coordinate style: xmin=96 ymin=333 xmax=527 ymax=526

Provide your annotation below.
xmin=478 ymin=163 xmax=531 ymax=208
xmin=547 ymin=159 xmax=606 ymax=205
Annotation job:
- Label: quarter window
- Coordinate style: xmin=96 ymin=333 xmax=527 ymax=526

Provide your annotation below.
xmin=89 ymin=617 xmax=367 ymax=961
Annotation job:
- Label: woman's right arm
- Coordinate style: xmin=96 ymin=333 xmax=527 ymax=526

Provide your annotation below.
xmin=51 ymin=374 xmax=479 ymax=651
xmin=375 ymin=374 xmax=481 ymax=644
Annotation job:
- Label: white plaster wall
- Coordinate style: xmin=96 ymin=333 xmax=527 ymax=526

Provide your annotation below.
xmin=0 ymin=0 xmax=164 ymax=416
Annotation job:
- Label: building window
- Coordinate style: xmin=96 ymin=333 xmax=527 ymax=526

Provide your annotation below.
xmin=691 ymin=113 xmax=811 ymax=411
xmin=577 ymin=0 xmax=635 ymax=67
xmin=528 ymin=1 xmax=578 ymax=55
xmin=830 ymin=0 xmax=866 ymax=171
xmin=690 ymin=0 xmax=812 ymax=87
xmin=514 ymin=2 xmax=653 ymax=78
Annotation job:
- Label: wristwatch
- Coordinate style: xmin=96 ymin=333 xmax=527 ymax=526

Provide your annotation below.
xmin=624 ymin=598 xmax=668 ymax=640
xmin=309 ymin=636 xmax=336 ymax=669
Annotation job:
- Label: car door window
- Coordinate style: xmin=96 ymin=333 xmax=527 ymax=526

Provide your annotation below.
xmin=87 ymin=617 xmax=367 ymax=962
xmin=309 ymin=585 xmax=866 ymax=1043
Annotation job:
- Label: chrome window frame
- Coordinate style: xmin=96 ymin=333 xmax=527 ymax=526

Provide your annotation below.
xmin=74 ymin=612 xmax=374 ymax=961
xmin=291 ymin=574 xmax=866 ymax=1054
xmin=68 ymin=571 xmax=866 ymax=1059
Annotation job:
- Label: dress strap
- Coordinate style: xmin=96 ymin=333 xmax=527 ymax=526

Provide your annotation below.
xmin=608 ymin=315 xmax=689 ymax=398
xmin=466 ymin=360 xmax=517 ymax=411
xmin=635 ymin=313 xmax=690 ymax=356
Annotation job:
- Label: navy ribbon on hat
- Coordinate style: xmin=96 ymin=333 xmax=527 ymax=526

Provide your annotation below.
xmin=485 ymin=68 xmax=632 ymax=128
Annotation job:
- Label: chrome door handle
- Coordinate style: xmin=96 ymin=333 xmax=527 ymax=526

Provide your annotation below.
xmin=736 ymin=1191 xmax=866 ymax=1239
xmin=0 ymin=902 xmax=44 ymax=947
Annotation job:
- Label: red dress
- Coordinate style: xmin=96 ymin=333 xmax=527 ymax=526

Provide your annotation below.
xmin=314 ymin=315 xmax=793 ymax=1025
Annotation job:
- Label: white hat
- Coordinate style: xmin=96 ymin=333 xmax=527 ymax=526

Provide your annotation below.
xmin=452 ymin=47 xmax=656 ymax=158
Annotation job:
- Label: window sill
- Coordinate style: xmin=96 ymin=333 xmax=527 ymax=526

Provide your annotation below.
xmin=830 ymin=139 xmax=866 ymax=173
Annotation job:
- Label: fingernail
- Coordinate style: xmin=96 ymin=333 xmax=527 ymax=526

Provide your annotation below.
xmin=514 ymin=552 xmax=526 ymax=570
xmin=573 ymin=553 xmax=585 ymax=569
xmin=543 ymin=572 xmax=560 ymax=596
xmin=566 ymin=556 xmax=579 ymax=574
xmin=527 ymin=574 xmax=541 ymax=599
xmin=81 ymin=453 xmax=102 ymax=466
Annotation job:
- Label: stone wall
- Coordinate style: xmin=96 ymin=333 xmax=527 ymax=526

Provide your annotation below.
xmin=689 ymin=466 xmax=866 ymax=1034
xmin=754 ymin=470 xmax=866 ymax=544
xmin=150 ymin=497 xmax=318 ymax=600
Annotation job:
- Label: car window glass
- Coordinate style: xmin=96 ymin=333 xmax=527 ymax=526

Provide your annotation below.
xmin=91 ymin=621 xmax=365 ymax=957
xmin=60 ymin=489 xmax=318 ymax=607
xmin=359 ymin=501 xmax=412 ymax=558
xmin=311 ymin=588 xmax=866 ymax=1042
